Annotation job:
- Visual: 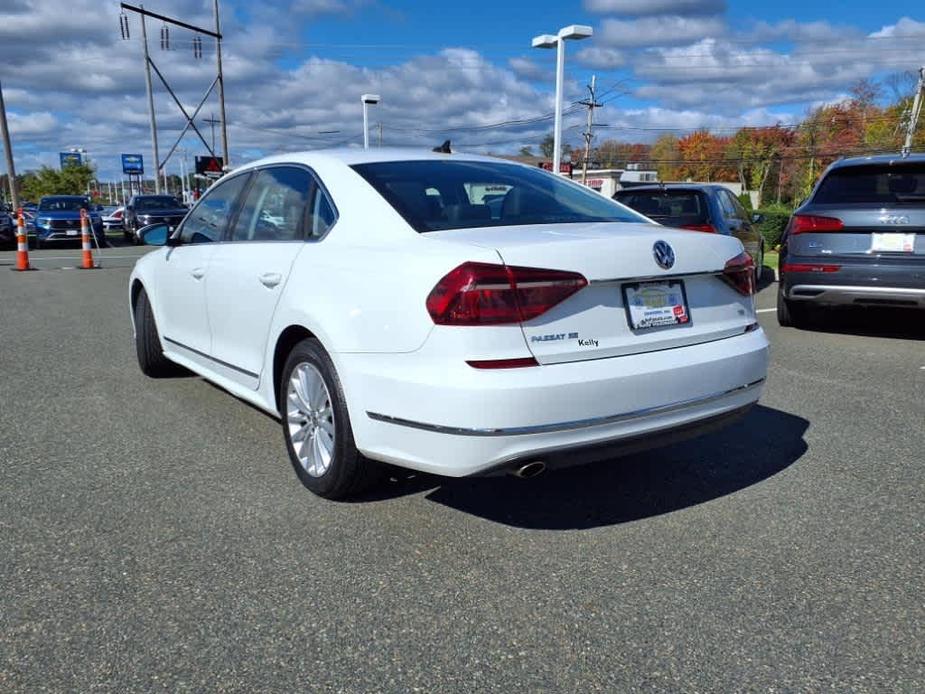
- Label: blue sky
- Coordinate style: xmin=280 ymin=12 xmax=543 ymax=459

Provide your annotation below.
xmin=1 ymin=0 xmax=924 ymax=180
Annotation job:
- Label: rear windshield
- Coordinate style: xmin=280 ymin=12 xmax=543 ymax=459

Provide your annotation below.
xmin=39 ymin=197 xmax=89 ymax=212
xmin=136 ymin=196 xmax=183 ymax=210
xmin=614 ymin=189 xmax=709 ymax=225
xmin=814 ymin=163 xmax=925 ymax=205
xmin=351 ymin=160 xmax=648 ymax=232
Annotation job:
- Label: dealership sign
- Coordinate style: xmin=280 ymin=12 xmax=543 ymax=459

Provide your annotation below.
xmin=538 ymin=161 xmax=573 ymax=175
xmin=121 ymin=153 xmax=144 ymax=175
xmin=59 ymin=152 xmax=83 ymax=168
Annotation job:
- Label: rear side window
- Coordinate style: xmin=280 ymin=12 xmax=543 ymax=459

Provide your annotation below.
xmin=352 ymin=160 xmax=646 ymax=233
xmin=814 ymin=163 xmax=925 ymax=204
xmin=615 ymin=190 xmax=709 ymax=225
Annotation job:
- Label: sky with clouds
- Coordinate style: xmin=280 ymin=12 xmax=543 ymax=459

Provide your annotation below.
xmin=1 ymin=0 xmax=924 ymax=180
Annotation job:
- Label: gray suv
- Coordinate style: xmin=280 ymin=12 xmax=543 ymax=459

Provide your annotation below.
xmin=778 ymin=154 xmax=925 ymax=327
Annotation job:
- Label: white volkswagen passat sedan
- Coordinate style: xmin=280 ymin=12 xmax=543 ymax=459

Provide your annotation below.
xmin=129 ymin=150 xmax=769 ymax=499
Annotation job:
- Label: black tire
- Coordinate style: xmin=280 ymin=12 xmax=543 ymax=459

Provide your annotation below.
xmin=123 ymin=229 xmax=132 ymax=242
xmin=134 ymin=289 xmax=181 ymax=377
xmin=777 ymin=288 xmax=810 ymax=328
xmin=279 ymin=338 xmax=381 ymax=500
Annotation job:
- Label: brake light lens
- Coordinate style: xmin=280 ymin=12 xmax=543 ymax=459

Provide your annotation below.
xmin=790 ymin=214 xmax=843 ymax=234
xmin=680 ymin=223 xmax=716 ymax=233
xmin=720 ymin=252 xmax=755 ymax=296
xmin=466 ymin=357 xmax=539 ymax=369
xmin=781 ymin=263 xmax=841 ymax=273
xmin=426 ymin=262 xmax=588 ymax=325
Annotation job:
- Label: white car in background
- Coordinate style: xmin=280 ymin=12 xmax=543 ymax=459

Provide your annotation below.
xmin=129 ymin=149 xmax=769 ymax=499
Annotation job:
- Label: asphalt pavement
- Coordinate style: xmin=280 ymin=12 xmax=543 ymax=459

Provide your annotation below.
xmin=0 ymin=247 xmax=923 ymax=692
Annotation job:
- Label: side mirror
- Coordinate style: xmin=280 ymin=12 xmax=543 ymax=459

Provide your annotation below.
xmin=751 ymin=213 xmax=764 ymax=223
xmin=139 ymin=223 xmax=171 ymax=246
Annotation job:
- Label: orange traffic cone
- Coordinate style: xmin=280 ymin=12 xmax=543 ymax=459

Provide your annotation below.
xmin=79 ymin=208 xmax=96 ymax=270
xmin=13 ymin=208 xmax=32 ymax=271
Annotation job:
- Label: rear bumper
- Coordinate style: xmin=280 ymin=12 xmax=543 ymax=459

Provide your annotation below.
xmin=785 ymin=283 xmax=925 ymax=308
xmin=339 ymin=328 xmax=769 ymax=477
xmin=781 ymin=256 xmax=925 ymax=308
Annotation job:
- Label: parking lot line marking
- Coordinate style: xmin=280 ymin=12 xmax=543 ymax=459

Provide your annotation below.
xmin=756 ymin=308 xmax=776 ymax=313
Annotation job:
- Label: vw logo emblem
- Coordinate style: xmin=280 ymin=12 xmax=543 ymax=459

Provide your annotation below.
xmin=653 ymin=240 xmax=675 ymax=270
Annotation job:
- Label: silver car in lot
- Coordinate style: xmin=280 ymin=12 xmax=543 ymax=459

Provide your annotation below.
xmin=778 ymin=154 xmax=925 ymax=327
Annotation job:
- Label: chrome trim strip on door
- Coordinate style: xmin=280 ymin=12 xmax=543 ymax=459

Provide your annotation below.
xmin=162 ymin=336 xmax=260 ymax=379
xmin=366 ymin=379 xmax=765 ymax=437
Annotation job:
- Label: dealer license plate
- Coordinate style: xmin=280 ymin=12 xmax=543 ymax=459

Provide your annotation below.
xmin=871 ymin=233 xmax=915 ymax=253
xmin=623 ymin=280 xmax=691 ymax=331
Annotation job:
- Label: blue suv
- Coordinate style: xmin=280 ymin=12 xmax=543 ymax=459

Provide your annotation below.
xmin=33 ymin=196 xmax=105 ymax=248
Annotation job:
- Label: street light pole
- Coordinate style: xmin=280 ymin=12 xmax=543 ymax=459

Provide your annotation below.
xmin=0 ymin=79 xmax=18 ymax=211
xmin=532 ymin=25 xmax=593 ymax=175
xmin=361 ymin=94 xmax=380 ymax=150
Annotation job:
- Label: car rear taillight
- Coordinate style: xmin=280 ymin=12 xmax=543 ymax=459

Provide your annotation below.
xmin=719 ymin=252 xmax=755 ymax=296
xmin=781 ymin=263 xmax=841 ymax=273
xmin=466 ymin=357 xmax=539 ymax=369
xmin=680 ymin=223 xmax=716 ymax=233
xmin=790 ymin=214 xmax=843 ymax=234
xmin=426 ymin=262 xmax=588 ymax=326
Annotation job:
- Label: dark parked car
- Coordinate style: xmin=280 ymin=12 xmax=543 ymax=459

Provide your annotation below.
xmin=614 ymin=184 xmax=764 ymax=281
xmin=0 ymin=209 xmax=14 ymax=247
xmin=124 ymin=195 xmax=187 ymax=242
xmin=778 ymin=154 xmax=925 ymax=327
xmin=33 ymin=196 xmax=104 ymax=248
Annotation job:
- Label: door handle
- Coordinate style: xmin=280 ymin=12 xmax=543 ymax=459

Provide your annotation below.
xmin=191 ymin=267 xmax=205 ymax=280
xmin=259 ymin=272 xmax=282 ymax=288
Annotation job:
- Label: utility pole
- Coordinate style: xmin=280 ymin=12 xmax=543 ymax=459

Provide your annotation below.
xmin=214 ymin=0 xmax=229 ymax=170
xmin=204 ymin=114 xmax=220 ymax=153
xmin=0 ymin=79 xmax=19 ymax=210
xmin=902 ymin=66 xmax=925 ymax=156
xmin=579 ymin=75 xmax=602 ymax=185
xmin=139 ymin=7 xmax=161 ymax=193
xmin=121 ymin=3 xmax=226 ymax=182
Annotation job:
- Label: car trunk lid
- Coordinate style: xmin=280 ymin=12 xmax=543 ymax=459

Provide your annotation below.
xmin=430 ymin=222 xmax=756 ymax=364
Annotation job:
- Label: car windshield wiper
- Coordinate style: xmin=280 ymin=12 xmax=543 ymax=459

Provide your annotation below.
xmin=893 ymin=194 xmax=925 ymax=202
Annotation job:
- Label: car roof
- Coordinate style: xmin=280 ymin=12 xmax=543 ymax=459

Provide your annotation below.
xmin=616 ymin=184 xmax=725 ymax=193
xmin=231 ymin=147 xmax=515 ymax=174
xmin=827 ymin=153 xmax=925 ymax=170
xmin=40 ymin=195 xmax=87 ymax=199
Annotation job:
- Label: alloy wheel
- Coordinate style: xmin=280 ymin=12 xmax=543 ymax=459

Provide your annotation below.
xmin=286 ymin=362 xmax=336 ymax=477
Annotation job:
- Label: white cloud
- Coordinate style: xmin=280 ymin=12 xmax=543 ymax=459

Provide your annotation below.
xmin=584 ymin=0 xmax=725 ymax=16
xmin=598 ymin=16 xmax=724 ymax=47
xmin=508 ymin=57 xmax=551 ymax=82
xmin=575 ymin=47 xmax=626 ymax=70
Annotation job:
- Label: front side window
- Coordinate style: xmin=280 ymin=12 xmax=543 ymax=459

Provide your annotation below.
xmin=230 ymin=167 xmax=311 ymax=242
xmin=179 ymin=174 xmax=249 ymax=244
xmin=352 ymin=160 xmax=648 ymax=233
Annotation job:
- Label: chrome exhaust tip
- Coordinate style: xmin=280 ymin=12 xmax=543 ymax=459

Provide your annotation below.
xmin=511 ymin=461 xmax=546 ymax=479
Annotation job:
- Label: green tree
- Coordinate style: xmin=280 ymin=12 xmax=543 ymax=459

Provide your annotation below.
xmin=19 ymin=163 xmax=96 ymax=200
xmin=519 ymin=145 xmax=534 ymax=157
xmin=649 ymin=134 xmax=681 ymax=181
xmin=539 ymin=133 xmax=555 ymax=158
